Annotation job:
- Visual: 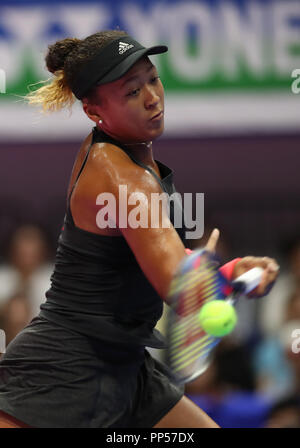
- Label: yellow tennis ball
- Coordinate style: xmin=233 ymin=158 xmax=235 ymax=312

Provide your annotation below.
xmin=198 ymin=300 xmax=237 ymax=337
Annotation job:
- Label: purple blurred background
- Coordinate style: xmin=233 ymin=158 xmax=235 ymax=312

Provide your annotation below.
xmin=1 ymin=132 xmax=299 ymax=260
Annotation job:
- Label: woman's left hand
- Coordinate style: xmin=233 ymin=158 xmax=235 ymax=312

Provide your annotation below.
xmin=232 ymin=256 xmax=279 ymax=298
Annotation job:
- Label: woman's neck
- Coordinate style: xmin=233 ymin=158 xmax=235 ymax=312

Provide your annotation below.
xmin=122 ymin=141 xmax=155 ymax=166
xmin=97 ymin=126 xmax=155 ymax=168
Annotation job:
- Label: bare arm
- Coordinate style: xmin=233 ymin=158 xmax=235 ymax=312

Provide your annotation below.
xmin=71 ymin=142 xmax=219 ymax=302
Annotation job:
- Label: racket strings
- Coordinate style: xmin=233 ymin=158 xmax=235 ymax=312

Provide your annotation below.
xmin=171 ymin=337 xmax=219 ymax=371
xmin=169 ymin=314 xmax=217 ymax=362
xmin=170 ymin=259 xmax=221 ymax=318
xmin=167 ymin=251 xmax=228 ymax=381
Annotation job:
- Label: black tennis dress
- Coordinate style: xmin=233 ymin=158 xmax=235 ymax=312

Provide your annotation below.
xmin=0 ymin=128 xmax=186 ymax=428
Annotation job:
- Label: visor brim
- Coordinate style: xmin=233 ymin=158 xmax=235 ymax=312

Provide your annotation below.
xmin=96 ymin=45 xmax=168 ymax=86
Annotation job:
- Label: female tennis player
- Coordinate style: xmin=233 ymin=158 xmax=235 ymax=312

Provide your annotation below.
xmin=0 ymin=30 xmax=279 ymax=428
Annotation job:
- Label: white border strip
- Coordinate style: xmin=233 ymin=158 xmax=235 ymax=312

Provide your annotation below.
xmin=0 ymin=92 xmax=299 ymax=141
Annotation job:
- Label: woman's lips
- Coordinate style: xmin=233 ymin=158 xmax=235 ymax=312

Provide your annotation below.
xmin=150 ymin=110 xmax=163 ymax=121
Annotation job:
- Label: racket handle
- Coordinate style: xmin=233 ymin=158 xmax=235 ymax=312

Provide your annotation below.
xmin=232 ymin=267 xmax=264 ymax=295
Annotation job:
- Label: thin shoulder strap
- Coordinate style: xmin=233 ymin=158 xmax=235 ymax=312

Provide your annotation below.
xmin=67 ymin=131 xmax=95 ymax=204
xmin=124 ymin=152 xmax=166 ymax=192
xmin=65 ymin=135 xmax=95 ymax=226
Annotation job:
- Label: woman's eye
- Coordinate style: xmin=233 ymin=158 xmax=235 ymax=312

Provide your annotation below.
xmin=151 ymin=76 xmax=160 ymax=83
xmin=127 ymin=88 xmax=140 ymax=97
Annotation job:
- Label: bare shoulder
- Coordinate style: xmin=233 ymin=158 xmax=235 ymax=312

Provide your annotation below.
xmin=90 ymin=141 xmax=134 ymax=172
xmin=70 ymin=140 xmax=162 ymax=235
xmin=88 ymin=141 xmax=162 ymax=194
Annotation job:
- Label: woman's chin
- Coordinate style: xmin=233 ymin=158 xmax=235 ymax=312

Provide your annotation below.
xmin=148 ymin=122 xmax=165 ymax=140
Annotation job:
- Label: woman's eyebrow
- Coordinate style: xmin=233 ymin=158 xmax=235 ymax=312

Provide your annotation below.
xmin=121 ymin=64 xmax=155 ymax=87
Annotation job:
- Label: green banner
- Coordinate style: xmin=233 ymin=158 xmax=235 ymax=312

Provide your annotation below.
xmin=0 ymin=0 xmax=299 ymax=139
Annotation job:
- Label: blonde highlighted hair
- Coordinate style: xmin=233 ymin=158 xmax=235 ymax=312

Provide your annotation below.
xmin=26 ymin=70 xmax=75 ymax=113
xmin=26 ymin=30 xmax=127 ymax=113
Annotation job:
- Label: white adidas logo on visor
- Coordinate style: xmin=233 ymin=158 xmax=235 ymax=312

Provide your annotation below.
xmin=119 ymin=41 xmax=134 ymax=55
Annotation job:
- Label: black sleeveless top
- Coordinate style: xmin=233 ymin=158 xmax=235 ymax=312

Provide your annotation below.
xmin=40 ymin=128 xmax=186 ymax=349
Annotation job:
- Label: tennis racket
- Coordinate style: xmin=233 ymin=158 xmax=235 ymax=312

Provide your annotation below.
xmin=166 ymin=249 xmax=263 ymax=384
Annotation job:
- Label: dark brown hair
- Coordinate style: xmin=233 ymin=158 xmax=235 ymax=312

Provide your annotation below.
xmin=27 ymin=30 xmax=127 ymax=112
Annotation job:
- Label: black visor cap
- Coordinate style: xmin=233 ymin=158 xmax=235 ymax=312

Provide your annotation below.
xmin=97 ymin=45 xmax=168 ymax=85
xmin=71 ymin=35 xmax=168 ymax=99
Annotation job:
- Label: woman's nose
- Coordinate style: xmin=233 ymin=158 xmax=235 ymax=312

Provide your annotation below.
xmin=144 ymin=85 xmax=160 ymax=109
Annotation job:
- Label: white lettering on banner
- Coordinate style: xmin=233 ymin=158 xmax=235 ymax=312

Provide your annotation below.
xmin=0 ymin=5 xmax=110 ymax=80
xmin=122 ymin=4 xmax=158 ymax=44
xmin=121 ymin=3 xmax=164 ymax=71
xmin=291 ymin=68 xmax=300 ymax=93
xmin=2 ymin=7 xmax=46 ymax=42
xmin=0 ymin=1 xmax=299 ymax=91
xmin=273 ymin=2 xmax=300 ymax=76
xmin=123 ymin=0 xmax=299 ymax=82
xmin=0 ymin=69 xmax=6 ymax=94
xmin=2 ymin=7 xmax=48 ymax=80
xmin=35 ymin=5 xmax=110 ymax=79
xmin=167 ymin=2 xmax=215 ymax=80
xmin=0 ymin=41 xmax=22 ymax=86
xmin=220 ymin=2 xmax=266 ymax=78
xmin=58 ymin=5 xmax=110 ymax=39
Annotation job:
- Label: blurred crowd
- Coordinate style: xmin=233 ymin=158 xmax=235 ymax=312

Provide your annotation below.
xmin=0 ymin=223 xmax=53 ymax=347
xmin=0 ymin=222 xmax=300 ymax=428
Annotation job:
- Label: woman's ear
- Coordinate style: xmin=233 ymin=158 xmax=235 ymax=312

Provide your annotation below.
xmin=82 ymin=101 xmax=102 ymax=124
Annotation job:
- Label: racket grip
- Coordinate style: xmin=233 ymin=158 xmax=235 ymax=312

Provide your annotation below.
xmin=232 ymin=267 xmax=264 ymax=294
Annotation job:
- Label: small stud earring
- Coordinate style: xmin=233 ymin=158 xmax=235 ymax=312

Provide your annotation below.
xmin=98 ymin=119 xmax=103 ymax=125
